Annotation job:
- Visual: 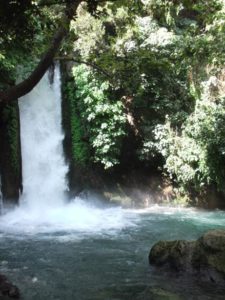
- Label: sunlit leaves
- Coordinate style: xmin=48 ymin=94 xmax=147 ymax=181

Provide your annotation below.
xmin=72 ymin=65 xmax=126 ymax=169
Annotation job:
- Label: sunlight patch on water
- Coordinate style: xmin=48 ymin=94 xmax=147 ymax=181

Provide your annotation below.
xmin=128 ymin=204 xmax=225 ymax=227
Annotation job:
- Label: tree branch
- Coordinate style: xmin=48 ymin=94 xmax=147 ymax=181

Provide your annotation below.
xmin=37 ymin=0 xmax=67 ymax=6
xmin=55 ymin=56 xmax=113 ymax=80
xmin=0 ymin=0 xmax=81 ymax=103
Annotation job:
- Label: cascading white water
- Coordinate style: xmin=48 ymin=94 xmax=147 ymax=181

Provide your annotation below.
xmin=0 ymin=64 xmax=136 ymax=236
xmin=19 ymin=64 xmax=68 ymax=209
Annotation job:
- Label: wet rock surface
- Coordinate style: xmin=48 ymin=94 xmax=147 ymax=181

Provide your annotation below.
xmin=0 ymin=274 xmax=20 ymax=299
xmin=149 ymin=229 xmax=225 ymax=283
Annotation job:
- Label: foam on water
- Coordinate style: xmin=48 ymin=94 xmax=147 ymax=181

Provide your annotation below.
xmin=2 ymin=201 xmax=225 ymax=237
xmin=0 ymin=199 xmax=137 ymax=237
xmin=0 ymin=65 xmax=137 ymax=237
xmin=2 ymin=64 xmax=225 ymax=240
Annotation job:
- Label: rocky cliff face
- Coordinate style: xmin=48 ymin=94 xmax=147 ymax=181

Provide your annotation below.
xmin=0 ymin=101 xmax=22 ymax=206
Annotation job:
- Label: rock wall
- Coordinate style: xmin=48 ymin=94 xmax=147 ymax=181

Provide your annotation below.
xmin=60 ymin=61 xmax=81 ymax=196
xmin=0 ymin=101 xmax=22 ymax=206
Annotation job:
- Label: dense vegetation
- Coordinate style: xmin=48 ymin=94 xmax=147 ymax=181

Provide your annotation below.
xmin=1 ymin=0 xmax=225 ymax=204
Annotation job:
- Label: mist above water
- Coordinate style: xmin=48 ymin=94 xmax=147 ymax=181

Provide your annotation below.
xmin=2 ymin=65 xmax=225 ymax=240
xmin=0 ymin=65 xmax=137 ymax=236
xmin=1 ymin=63 xmax=225 ymax=300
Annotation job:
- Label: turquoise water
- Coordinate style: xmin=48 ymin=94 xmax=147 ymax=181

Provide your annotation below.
xmin=13 ymin=58 xmax=225 ymax=299
xmin=0 ymin=204 xmax=225 ymax=300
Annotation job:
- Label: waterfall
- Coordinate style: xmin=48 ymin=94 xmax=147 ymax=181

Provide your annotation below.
xmin=19 ymin=64 xmax=68 ymax=209
xmin=0 ymin=64 xmax=134 ymax=236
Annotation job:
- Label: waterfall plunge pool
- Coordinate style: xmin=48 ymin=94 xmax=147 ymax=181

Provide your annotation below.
xmin=7 ymin=66 xmax=225 ymax=299
xmin=0 ymin=203 xmax=225 ymax=300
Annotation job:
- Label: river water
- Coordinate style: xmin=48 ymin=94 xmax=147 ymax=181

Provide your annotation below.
xmin=0 ymin=204 xmax=225 ymax=299
xmin=0 ymin=66 xmax=224 ymax=299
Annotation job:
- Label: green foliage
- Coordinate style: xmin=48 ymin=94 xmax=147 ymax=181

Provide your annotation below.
xmin=0 ymin=0 xmax=66 ymax=89
xmin=70 ymin=7 xmax=105 ymax=59
xmin=72 ymin=65 xmax=126 ymax=169
xmin=67 ymin=0 xmax=225 ymax=195
xmin=147 ymin=0 xmax=223 ymax=30
xmin=147 ymin=79 xmax=225 ymax=192
xmin=65 ymin=81 xmax=90 ymax=166
xmin=1 ymin=0 xmax=225 ymax=198
xmin=70 ymin=111 xmax=89 ymax=166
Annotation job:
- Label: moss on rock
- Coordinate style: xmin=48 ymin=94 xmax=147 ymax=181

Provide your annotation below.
xmin=149 ymin=229 xmax=225 ymax=283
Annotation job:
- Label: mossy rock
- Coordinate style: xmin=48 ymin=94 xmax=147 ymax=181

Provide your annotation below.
xmin=200 ymin=230 xmax=225 ymax=251
xmin=149 ymin=240 xmax=195 ymax=270
xmin=196 ymin=230 xmax=225 ymax=274
xmin=149 ymin=230 xmax=225 ymax=283
xmin=149 ymin=241 xmax=175 ymax=266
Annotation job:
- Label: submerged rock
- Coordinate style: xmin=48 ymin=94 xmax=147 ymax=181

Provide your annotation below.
xmin=149 ymin=240 xmax=195 ymax=271
xmin=0 ymin=274 xmax=20 ymax=298
xmin=149 ymin=229 xmax=225 ymax=283
xmin=138 ymin=287 xmax=182 ymax=300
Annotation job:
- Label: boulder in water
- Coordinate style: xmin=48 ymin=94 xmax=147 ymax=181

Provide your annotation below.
xmin=149 ymin=240 xmax=195 ymax=271
xmin=0 ymin=274 xmax=20 ymax=298
xmin=149 ymin=229 xmax=225 ymax=283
